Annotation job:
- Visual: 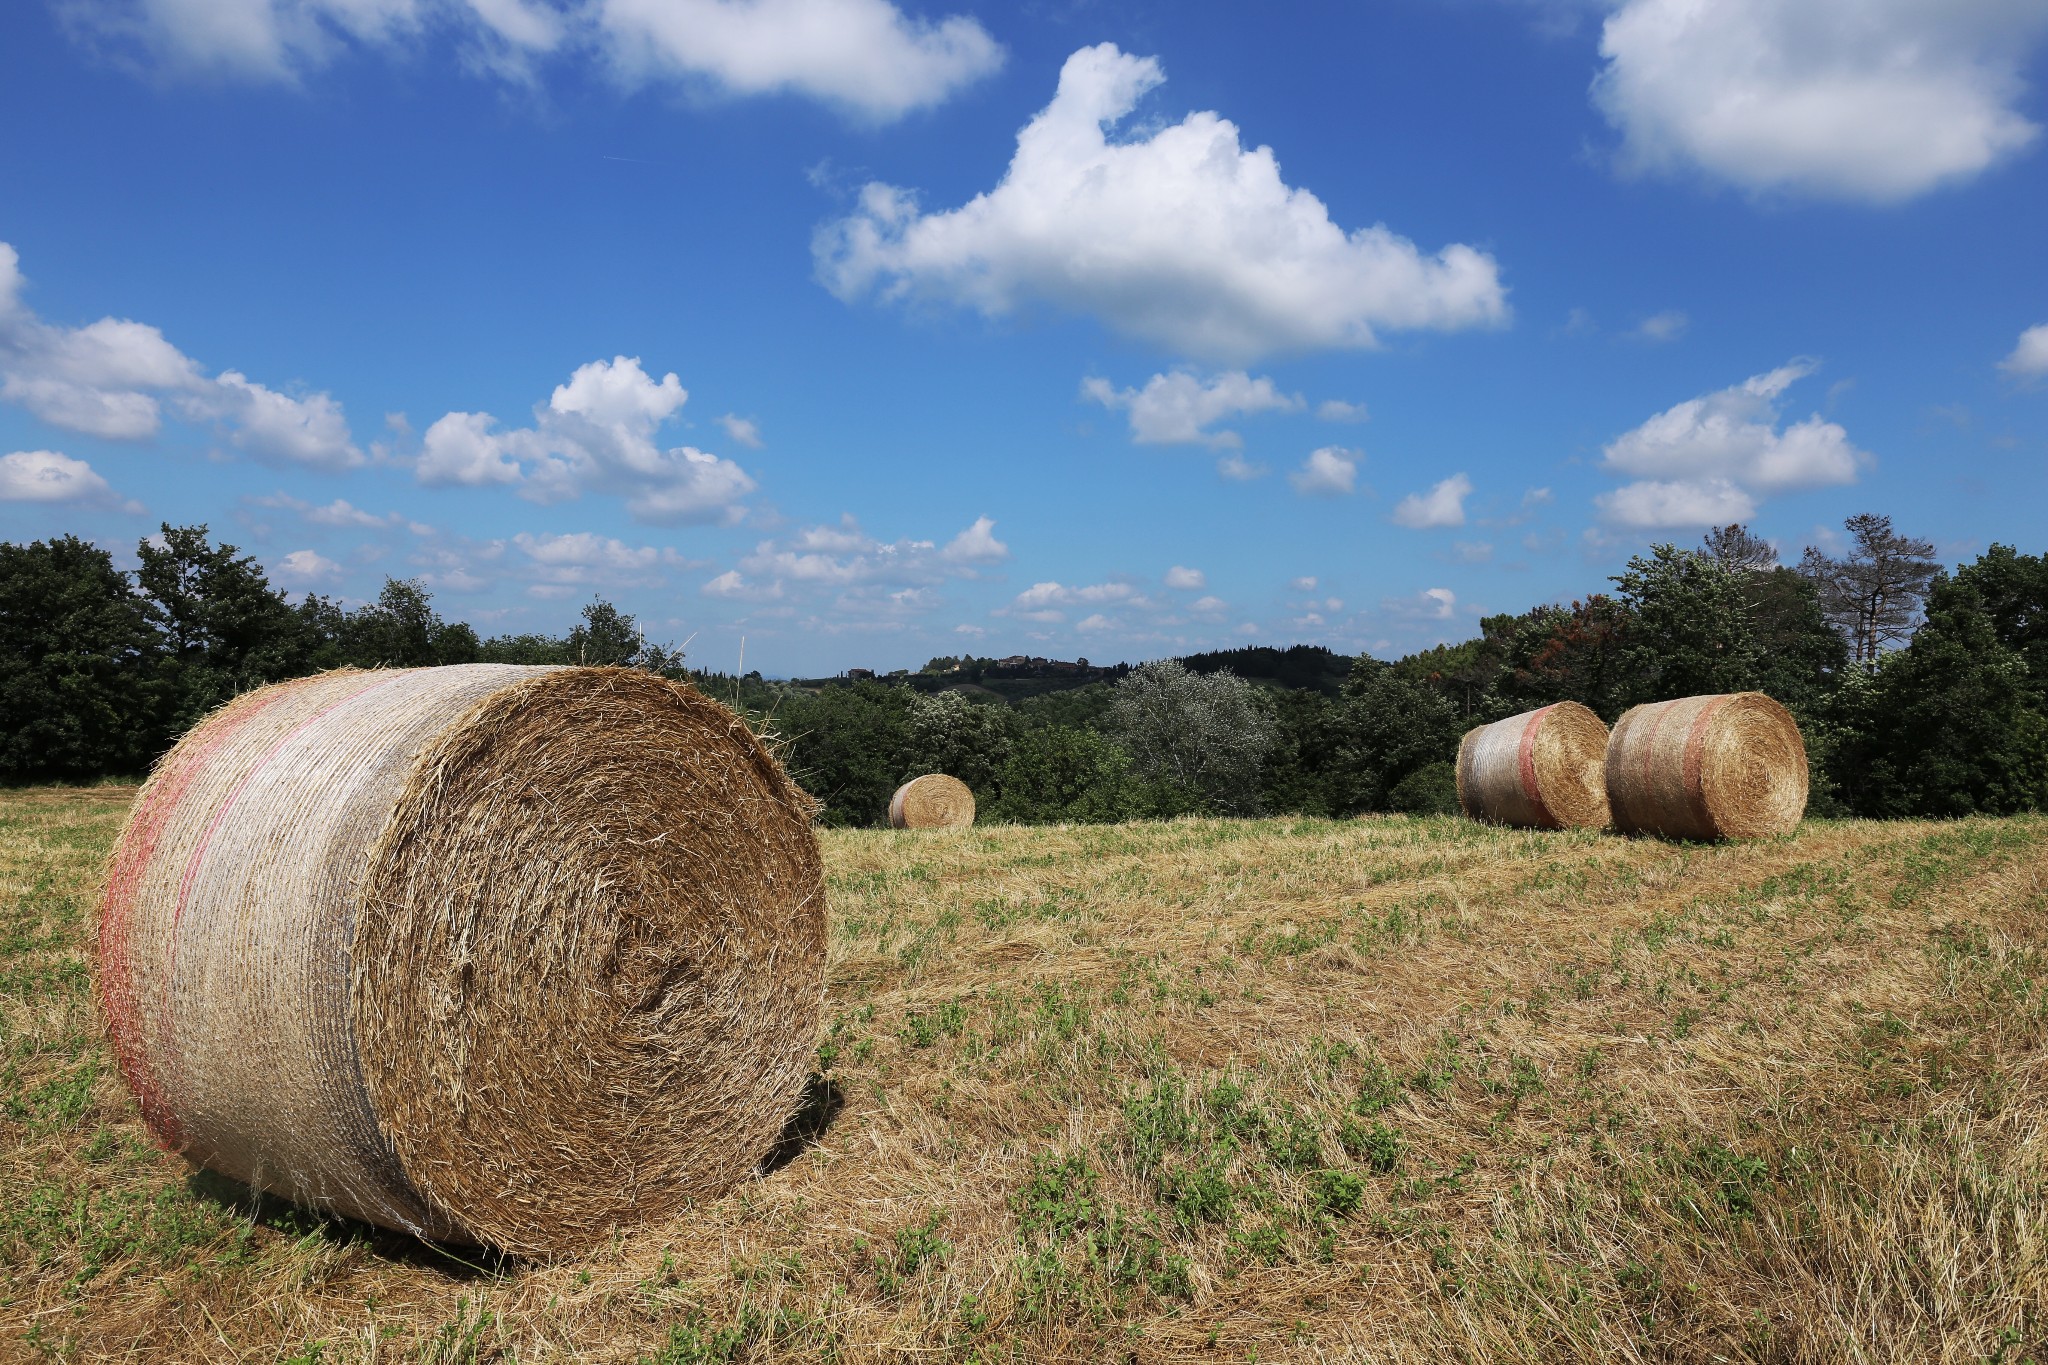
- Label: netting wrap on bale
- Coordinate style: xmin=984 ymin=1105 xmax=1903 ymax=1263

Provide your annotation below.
xmin=1455 ymin=702 xmax=1612 ymax=830
xmin=1604 ymin=691 xmax=1808 ymax=841
xmin=96 ymin=665 xmax=826 ymax=1255
xmin=888 ymin=774 xmax=975 ymax=829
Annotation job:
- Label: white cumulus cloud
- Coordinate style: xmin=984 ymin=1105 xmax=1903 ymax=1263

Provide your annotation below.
xmin=2001 ymin=323 xmax=2048 ymax=381
xmin=940 ymin=515 xmax=1009 ymax=564
xmin=511 ymin=530 xmax=690 ymax=597
xmin=1597 ymin=361 xmax=1866 ymax=526
xmin=0 ymin=241 xmax=361 ymax=468
xmin=417 ymin=355 xmax=756 ymax=524
xmin=1392 ymin=473 xmax=1472 ymax=528
xmin=272 ymin=548 xmax=343 ymax=585
xmin=1596 ymin=477 xmax=1758 ymax=529
xmin=62 ymin=0 xmax=999 ymax=121
xmin=1317 ymin=398 xmax=1367 ymax=422
xmin=1289 ymin=446 xmax=1358 ymax=497
xmin=1593 ymin=0 xmax=2048 ymax=203
xmin=0 ymin=449 xmax=139 ymax=510
xmin=595 ymin=0 xmax=1002 ymax=121
xmin=816 ymin=42 xmax=1509 ymax=362
xmin=1080 ymin=370 xmax=1300 ymax=448
xmin=1164 ymin=565 xmax=1206 ymax=590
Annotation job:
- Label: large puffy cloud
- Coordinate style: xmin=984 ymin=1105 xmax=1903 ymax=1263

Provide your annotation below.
xmin=2002 ymin=323 xmax=2048 ymax=381
xmin=817 ymin=43 xmax=1509 ymax=363
xmin=63 ymin=0 xmax=996 ymax=120
xmin=1597 ymin=362 xmax=1865 ymax=527
xmin=1593 ymin=0 xmax=2048 ymax=203
xmin=1081 ymin=370 xmax=1301 ymax=448
xmin=0 ymin=449 xmax=140 ymax=511
xmin=0 ymin=241 xmax=362 ymax=468
xmin=417 ymin=356 xmax=756 ymax=524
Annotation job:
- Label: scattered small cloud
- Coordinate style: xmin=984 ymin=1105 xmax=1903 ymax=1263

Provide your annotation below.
xmin=1164 ymin=565 xmax=1206 ymax=590
xmin=940 ymin=515 xmax=1010 ymax=565
xmin=2001 ymin=323 xmax=2048 ymax=383
xmin=718 ymin=413 xmax=763 ymax=448
xmin=1633 ymin=309 xmax=1689 ymax=343
xmin=1216 ymin=453 xmax=1268 ymax=481
xmin=1288 ymin=446 xmax=1359 ymax=497
xmin=1392 ymin=472 xmax=1473 ymax=528
xmin=1081 ymin=370 xmax=1300 ymax=448
xmin=1290 ymin=576 xmax=1318 ymax=591
xmin=272 ymin=548 xmax=342 ymax=585
xmin=1316 ymin=398 xmax=1367 ymax=423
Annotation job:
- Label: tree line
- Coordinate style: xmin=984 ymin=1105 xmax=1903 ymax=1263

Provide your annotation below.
xmin=2 ymin=516 xmax=2043 ymax=825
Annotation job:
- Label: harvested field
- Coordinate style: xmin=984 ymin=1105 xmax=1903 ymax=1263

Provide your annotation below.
xmin=3 ymin=787 xmax=2046 ymax=1363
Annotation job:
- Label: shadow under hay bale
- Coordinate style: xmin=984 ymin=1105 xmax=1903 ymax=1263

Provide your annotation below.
xmin=184 ymin=1169 xmax=513 ymax=1277
xmin=1455 ymin=702 xmax=1611 ymax=830
xmin=1605 ymin=691 xmax=1808 ymax=840
xmin=888 ymin=773 xmax=976 ymax=829
xmin=756 ymin=1074 xmax=846 ymax=1177
xmin=99 ymin=665 xmax=827 ymax=1256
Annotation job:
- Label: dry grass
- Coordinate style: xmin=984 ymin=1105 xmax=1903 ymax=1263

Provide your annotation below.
xmin=3 ymin=789 xmax=2045 ymax=1362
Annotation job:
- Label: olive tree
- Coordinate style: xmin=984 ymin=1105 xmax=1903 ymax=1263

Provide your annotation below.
xmin=1108 ymin=660 xmax=1274 ymax=815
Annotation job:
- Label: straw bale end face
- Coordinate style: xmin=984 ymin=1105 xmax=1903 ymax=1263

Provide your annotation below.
xmin=1604 ymin=691 xmax=1807 ymax=841
xmin=1455 ymin=702 xmax=1611 ymax=830
xmin=888 ymin=773 xmax=976 ymax=829
xmin=97 ymin=665 xmax=826 ymax=1256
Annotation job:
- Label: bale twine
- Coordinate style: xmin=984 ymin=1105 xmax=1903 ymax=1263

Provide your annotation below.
xmin=96 ymin=665 xmax=825 ymax=1255
xmin=1604 ymin=692 xmax=1807 ymax=840
xmin=1455 ymin=702 xmax=1612 ymax=830
xmin=887 ymin=773 xmax=975 ymax=829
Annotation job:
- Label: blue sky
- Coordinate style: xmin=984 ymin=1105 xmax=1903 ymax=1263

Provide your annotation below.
xmin=2 ymin=0 xmax=2045 ymax=677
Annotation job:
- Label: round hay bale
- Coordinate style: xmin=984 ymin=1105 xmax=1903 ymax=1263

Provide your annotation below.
xmin=96 ymin=665 xmax=825 ymax=1255
xmin=1604 ymin=692 xmax=1807 ymax=840
xmin=1455 ymin=702 xmax=1611 ymax=829
xmin=887 ymin=773 xmax=975 ymax=829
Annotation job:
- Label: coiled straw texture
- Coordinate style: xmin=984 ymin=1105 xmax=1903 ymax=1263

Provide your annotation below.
xmin=1604 ymin=692 xmax=1808 ymax=840
xmin=888 ymin=773 xmax=976 ymax=829
xmin=97 ymin=665 xmax=826 ymax=1255
xmin=1455 ymin=702 xmax=1612 ymax=830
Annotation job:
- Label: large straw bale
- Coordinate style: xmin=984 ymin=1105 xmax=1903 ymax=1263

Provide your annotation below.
xmin=1604 ymin=691 xmax=1807 ymax=840
xmin=1455 ymin=702 xmax=1612 ymax=829
xmin=96 ymin=665 xmax=825 ymax=1255
xmin=888 ymin=773 xmax=975 ymax=829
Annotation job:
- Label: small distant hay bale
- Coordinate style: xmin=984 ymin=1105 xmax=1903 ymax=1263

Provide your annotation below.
xmin=96 ymin=665 xmax=825 ymax=1255
xmin=888 ymin=773 xmax=976 ymax=829
xmin=1604 ymin=692 xmax=1807 ymax=840
xmin=1455 ymin=702 xmax=1611 ymax=829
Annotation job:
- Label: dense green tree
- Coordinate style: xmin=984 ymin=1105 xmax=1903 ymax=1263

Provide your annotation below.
xmin=986 ymin=725 xmax=1154 ymax=824
xmin=1259 ymin=690 xmax=1347 ymax=815
xmin=1949 ymin=544 xmax=2048 ymax=706
xmin=0 ymin=536 xmax=155 ymax=781
xmin=1109 ymin=660 xmax=1274 ymax=815
xmin=135 ymin=524 xmax=305 ymax=740
xmin=1330 ymin=660 xmax=1462 ymax=812
xmin=341 ymin=578 xmax=480 ymax=667
xmin=1489 ymin=597 xmax=1635 ymax=720
xmin=903 ymin=691 xmax=1018 ymax=798
xmin=1611 ymin=545 xmax=1760 ymax=706
xmin=776 ymin=681 xmax=916 ymax=826
xmin=1833 ymin=576 xmax=2048 ymax=816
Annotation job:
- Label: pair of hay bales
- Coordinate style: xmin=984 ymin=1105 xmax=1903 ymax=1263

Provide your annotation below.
xmin=1455 ymin=693 xmax=1807 ymax=839
xmin=98 ymin=666 xmax=826 ymax=1256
